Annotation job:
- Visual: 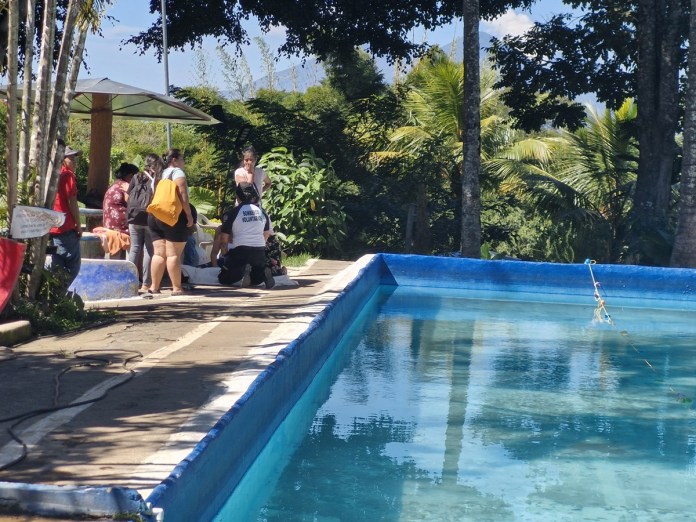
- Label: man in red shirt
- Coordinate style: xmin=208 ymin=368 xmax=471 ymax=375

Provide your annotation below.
xmin=49 ymin=144 xmax=83 ymax=289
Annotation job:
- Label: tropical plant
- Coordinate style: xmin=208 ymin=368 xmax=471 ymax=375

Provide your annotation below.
xmin=259 ymin=147 xmax=348 ymax=256
xmin=489 ymin=100 xmax=640 ymax=263
xmin=372 ymin=51 xmax=464 ymax=253
xmin=376 ymin=53 xmax=543 ymax=256
xmin=490 ymin=0 xmax=686 ymax=265
xmin=188 ymin=186 xmax=218 ymax=217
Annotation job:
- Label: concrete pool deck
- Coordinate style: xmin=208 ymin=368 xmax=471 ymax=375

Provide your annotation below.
xmin=0 ymin=258 xmax=357 ymax=519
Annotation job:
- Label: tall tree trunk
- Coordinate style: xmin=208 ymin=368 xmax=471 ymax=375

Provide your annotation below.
xmin=27 ymin=0 xmax=87 ymax=299
xmin=460 ymin=0 xmax=481 ymax=258
xmin=5 ymin=0 xmax=19 ymax=229
xmin=29 ymin=0 xmax=57 ymax=204
xmin=632 ymin=0 xmax=683 ymax=265
xmin=25 ymin=0 xmax=58 ymax=298
xmin=43 ymin=0 xmax=82 ymax=207
xmin=18 ymin=0 xmax=38 ymax=194
xmin=671 ymin=0 xmax=696 ymax=267
xmin=414 ymin=189 xmax=431 ymax=253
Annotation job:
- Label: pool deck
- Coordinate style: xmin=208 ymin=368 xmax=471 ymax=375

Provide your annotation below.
xmin=0 ymin=259 xmax=356 ymax=517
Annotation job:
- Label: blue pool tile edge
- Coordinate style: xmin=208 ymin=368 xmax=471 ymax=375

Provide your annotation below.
xmin=380 ymin=254 xmax=696 ymax=308
xmin=145 ymin=254 xmax=382 ymax=522
xmin=144 ymin=254 xmax=696 ymax=522
xmin=0 ymin=481 xmax=148 ymax=519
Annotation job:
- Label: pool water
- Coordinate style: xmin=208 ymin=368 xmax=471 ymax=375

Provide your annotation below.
xmin=214 ymin=286 xmax=696 ymax=521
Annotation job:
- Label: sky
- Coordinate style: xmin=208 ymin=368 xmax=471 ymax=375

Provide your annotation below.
xmin=76 ymin=1 xmax=570 ymax=94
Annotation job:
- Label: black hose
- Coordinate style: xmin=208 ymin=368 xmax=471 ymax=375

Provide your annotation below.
xmin=0 ymin=348 xmax=143 ymax=472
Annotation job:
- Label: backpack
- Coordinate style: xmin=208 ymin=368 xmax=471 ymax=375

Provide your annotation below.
xmin=127 ymin=175 xmax=153 ymax=226
xmin=146 ymin=178 xmax=182 ymax=226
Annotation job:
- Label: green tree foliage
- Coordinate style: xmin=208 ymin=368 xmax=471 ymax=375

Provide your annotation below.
xmin=174 ymin=85 xmax=253 ymax=212
xmin=323 ymin=48 xmax=386 ymax=102
xmin=118 ymin=0 xmax=541 ymax=261
xmin=126 ymin=0 xmax=462 ymax=63
xmin=126 ymin=0 xmax=540 ymax=62
xmin=374 ymin=51 xmax=464 ymax=253
xmin=259 ymin=147 xmax=347 ymax=256
xmin=490 ymin=0 xmax=688 ymax=265
xmin=490 ymin=100 xmax=641 ymax=263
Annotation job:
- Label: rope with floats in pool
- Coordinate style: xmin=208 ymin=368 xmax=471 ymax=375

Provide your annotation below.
xmin=585 ymin=259 xmax=613 ymax=325
xmin=584 ymin=259 xmax=693 ymax=405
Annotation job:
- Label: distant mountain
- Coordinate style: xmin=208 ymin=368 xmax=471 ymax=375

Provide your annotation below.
xmin=253 ymin=32 xmax=493 ymax=93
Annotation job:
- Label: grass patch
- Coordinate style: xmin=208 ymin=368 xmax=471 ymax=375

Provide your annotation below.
xmin=10 ymin=295 xmax=114 ymax=336
xmin=284 ymin=253 xmax=314 ymax=267
xmin=5 ymin=269 xmax=115 ymax=336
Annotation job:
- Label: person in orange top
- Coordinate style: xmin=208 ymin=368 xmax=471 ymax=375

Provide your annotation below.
xmin=49 ymin=144 xmax=83 ymax=289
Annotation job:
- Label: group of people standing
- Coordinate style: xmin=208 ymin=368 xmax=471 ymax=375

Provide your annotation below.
xmin=50 ymin=142 xmax=280 ymax=297
xmin=120 ymin=148 xmax=195 ymax=297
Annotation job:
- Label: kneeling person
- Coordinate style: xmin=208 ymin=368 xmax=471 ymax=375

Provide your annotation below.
xmin=218 ymin=182 xmax=275 ymax=288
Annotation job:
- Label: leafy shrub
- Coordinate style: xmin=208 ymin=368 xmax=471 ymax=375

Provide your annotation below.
xmin=188 ymin=186 xmax=218 ymax=217
xmin=259 ymin=147 xmax=347 ymax=256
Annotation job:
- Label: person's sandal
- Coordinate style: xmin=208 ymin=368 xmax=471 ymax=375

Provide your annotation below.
xmin=143 ymin=289 xmax=161 ymax=299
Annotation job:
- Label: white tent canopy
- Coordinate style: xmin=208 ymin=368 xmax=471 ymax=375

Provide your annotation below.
xmin=1 ymin=77 xmax=219 ymax=198
xmin=69 ymin=77 xmax=220 ymax=125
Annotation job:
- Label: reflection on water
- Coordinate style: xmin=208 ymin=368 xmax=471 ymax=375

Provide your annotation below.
xmin=215 ymin=287 xmax=696 ymax=521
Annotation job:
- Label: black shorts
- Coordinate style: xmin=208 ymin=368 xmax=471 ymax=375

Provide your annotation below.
xmin=148 ymin=211 xmax=189 ymax=242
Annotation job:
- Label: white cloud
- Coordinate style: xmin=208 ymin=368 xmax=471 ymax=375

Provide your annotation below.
xmin=481 ymin=10 xmax=534 ymax=38
xmin=266 ymin=24 xmax=287 ymax=37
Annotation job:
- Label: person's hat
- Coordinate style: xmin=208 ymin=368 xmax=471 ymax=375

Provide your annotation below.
xmin=64 ymin=145 xmax=82 ymax=157
xmin=236 ymin=182 xmax=259 ymax=203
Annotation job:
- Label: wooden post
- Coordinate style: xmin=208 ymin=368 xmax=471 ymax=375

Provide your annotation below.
xmin=86 ymin=93 xmax=113 ymax=198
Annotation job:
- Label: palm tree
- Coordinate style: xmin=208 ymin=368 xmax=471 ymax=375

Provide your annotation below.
xmin=377 ymin=54 xmax=558 ymax=256
xmin=489 ymin=100 xmax=639 ymax=263
xmin=375 ymin=52 xmax=470 ymax=252
xmin=372 ymin=52 xmax=465 ymax=252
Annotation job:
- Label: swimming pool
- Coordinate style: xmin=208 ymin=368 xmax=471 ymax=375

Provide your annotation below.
xmin=215 ymin=285 xmax=696 ymax=520
xmin=146 ymin=255 xmax=696 ymax=522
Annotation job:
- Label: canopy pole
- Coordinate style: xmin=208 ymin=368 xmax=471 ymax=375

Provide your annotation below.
xmin=161 ymin=0 xmax=172 ymax=149
xmin=86 ymin=92 xmax=113 ymax=200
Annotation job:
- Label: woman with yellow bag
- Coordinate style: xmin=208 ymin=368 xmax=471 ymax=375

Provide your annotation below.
xmin=146 ymin=148 xmax=194 ymax=297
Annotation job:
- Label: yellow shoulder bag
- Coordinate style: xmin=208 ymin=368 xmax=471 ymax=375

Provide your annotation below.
xmin=146 ymin=178 xmax=182 ymax=226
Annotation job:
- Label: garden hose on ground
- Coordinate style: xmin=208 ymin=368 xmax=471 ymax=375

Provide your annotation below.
xmin=0 ymin=348 xmax=143 ymax=471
